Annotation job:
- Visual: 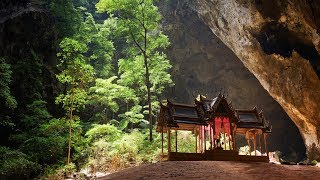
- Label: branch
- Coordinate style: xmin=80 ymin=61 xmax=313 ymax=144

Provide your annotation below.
xmin=130 ymin=31 xmax=145 ymax=54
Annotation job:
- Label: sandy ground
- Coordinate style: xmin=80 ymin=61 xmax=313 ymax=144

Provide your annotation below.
xmin=100 ymin=161 xmax=320 ymax=180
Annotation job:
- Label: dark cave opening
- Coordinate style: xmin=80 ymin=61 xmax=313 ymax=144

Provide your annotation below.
xmin=254 ymin=21 xmax=320 ymax=77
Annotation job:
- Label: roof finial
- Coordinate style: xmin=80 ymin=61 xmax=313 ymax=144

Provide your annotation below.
xmin=218 ymin=88 xmax=222 ymax=97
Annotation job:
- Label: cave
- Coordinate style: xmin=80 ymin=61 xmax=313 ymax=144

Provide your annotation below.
xmin=254 ymin=21 xmax=320 ymax=77
xmin=159 ymin=1 xmax=307 ymax=161
xmin=189 ymin=0 xmax=320 ymax=160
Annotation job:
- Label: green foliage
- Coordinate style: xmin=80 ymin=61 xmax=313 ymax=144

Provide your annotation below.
xmin=0 ymin=58 xmax=17 ymax=109
xmin=39 ymin=118 xmax=67 ymax=135
xmin=43 ymin=163 xmax=77 ymax=179
xmin=85 ymin=127 xmax=162 ymax=172
xmin=137 ymin=129 xmax=163 ymax=162
xmin=56 ymin=38 xmax=94 ymax=86
xmin=311 ymin=160 xmax=318 ymax=166
xmin=89 ymin=77 xmax=138 ymax=113
xmin=56 ymin=21 xmax=96 ymax=164
xmin=61 ymin=162 xmax=77 ymax=176
xmin=21 ymin=136 xmax=67 ymax=165
xmin=97 ymin=0 xmax=173 ymax=110
xmin=118 ymin=105 xmax=146 ymax=130
xmin=76 ymin=13 xmax=115 ymax=77
xmin=10 ymin=50 xmax=45 ymax=107
xmin=85 ymin=124 xmax=121 ymax=143
xmin=0 ymin=146 xmax=41 ymax=178
xmin=109 ymin=130 xmax=145 ymax=165
xmin=9 ymin=100 xmax=53 ymax=144
xmin=20 ymin=100 xmax=52 ymax=130
xmin=10 ymin=101 xmax=71 ymax=165
xmin=172 ymin=131 xmax=196 ymax=153
xmin=56 ymin=88 xmax=88 ymax=111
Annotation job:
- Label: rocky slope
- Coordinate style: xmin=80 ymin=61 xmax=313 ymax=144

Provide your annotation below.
xmin=168 ymin=0 xmax=320 ymax=160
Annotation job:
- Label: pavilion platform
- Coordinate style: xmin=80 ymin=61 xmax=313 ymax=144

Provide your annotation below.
xmin=157 ymin=94 xmax=272 ymax=164
xmin=167 ymin=150 xmax=269 ymax=162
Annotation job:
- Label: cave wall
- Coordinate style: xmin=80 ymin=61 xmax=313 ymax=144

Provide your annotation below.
xmin=158 ymin=0 xmax=306 ymax=160
xmin=171 ymin=0 xmax=320 ymax=160
xmin=0 ymin=0 xmax=58 ymax=109
xmin=0 ymin=0 xmax=60 ymax=144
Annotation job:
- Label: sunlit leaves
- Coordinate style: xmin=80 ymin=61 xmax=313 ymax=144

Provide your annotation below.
xmin=97 ymin=0 xmax=174 ymax=109
xmin=85 ymin=124 xmax=121 ymax=143
xmin=56 ymin=89 xmax=88 ymax=111
xmin=118 ymin=105 xmax=146 ymax=130
xmin=89 ymin=76 xmax=138 ymax=112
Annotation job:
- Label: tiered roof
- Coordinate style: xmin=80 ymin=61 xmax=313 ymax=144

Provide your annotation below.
xmin=194 ymin=94 xmax=238 ymax=123
xmin=236 ymin=108 xmax=272 ymax=134
xmin=157 ymin=94 xmax=272 ymax=133
xmin=157 ymin=100 xmax=207 ymax=131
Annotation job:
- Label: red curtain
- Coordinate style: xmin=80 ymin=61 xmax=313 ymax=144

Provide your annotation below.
xmin=213 ymin=117 xmax=230 ymax=138
xmin=214 ymin=117 xmax=222 ymax=138
xmin=223 ymin=117 xmax=230 ymax=136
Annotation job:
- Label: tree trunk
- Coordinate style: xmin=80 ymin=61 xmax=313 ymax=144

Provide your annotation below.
xmin=144 ymin=52 xmax=152 ymax=142
xmin=67 ymin=83 xmax=75 ymax=164
xmin=142 ymin=17 xmax=152 ymax=142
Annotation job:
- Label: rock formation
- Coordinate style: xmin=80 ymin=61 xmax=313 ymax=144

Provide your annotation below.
xmin=166 ymin=0 xmax=320 ymax=160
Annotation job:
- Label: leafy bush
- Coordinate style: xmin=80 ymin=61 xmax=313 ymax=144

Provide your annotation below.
xmin=84 ymin=126 xmax=163 ymax=172
xmin=86 ymin=139 xmax=111 ymax=173
xmin=110 ymin=130 xmax=144 ymax=165
xmin=0 ymin=146 xmax=41 ymax=179
xmin=83 ymin=126 xmax=205 ymax=173
xmin=85 ymin=124 xmax=121 ymax=143
xmin=21 ymin=136 xmax=67 ymax=165
xmin=138 ymin=129 xmax=163 ymax=163
xmin=43 ymin=163 xmax=76 ymax=180
xmin=311 ymin=160 xmax=318 ymax=166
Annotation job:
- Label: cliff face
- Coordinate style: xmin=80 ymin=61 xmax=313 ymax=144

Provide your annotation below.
xmin=165 ymin=0 xmax=320 ymax=160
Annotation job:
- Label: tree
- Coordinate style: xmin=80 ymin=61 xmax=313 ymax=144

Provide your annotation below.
xmin=96 ymin=0 xmax=173 ymax=141
xmin=56 ymin=37 xmax=94 ymax=164
xmin=55 ymin=10 xmax=116 ymax=164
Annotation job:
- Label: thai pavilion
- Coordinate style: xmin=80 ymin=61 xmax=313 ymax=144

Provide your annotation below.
xmin=156 ymin=94 xmax=272 ymax=162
